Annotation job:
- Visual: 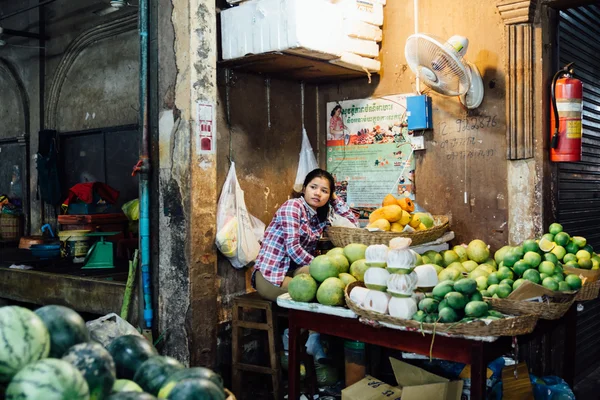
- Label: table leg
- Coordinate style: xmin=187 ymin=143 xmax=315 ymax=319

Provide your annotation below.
xmin=470 ymin=342 xmax=486 ymax=400
xmin=288 ymin=319 xmax=301 ymax=400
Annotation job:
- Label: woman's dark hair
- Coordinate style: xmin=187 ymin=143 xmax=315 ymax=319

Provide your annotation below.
xmin=303 ymin=168 xmax=335 ymax=222
xmin=330 ymin=105 xmax=342 ymax=118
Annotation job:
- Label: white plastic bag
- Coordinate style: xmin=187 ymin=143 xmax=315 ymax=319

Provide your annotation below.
xmin=293 ymin=128 xmax=319 ymax=192
xmin=216 ymin=162 xmax=266 ymax=269
xmin=86 ymin=313 xmax=142 ymax=347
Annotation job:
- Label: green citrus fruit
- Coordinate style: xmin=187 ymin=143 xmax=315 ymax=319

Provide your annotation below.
xmin=539 ymin=261 xmax=556 ymax=276
xmin=554 ymin=232 xmax=570 ymax=247
xmin=522 ymin=240 xmax=540 ymax=254
xmin=523 ymin=251 xmax=542 ymax=268
xmin=551 ymin=245 xmax=567 ymax=261
xmin=548 ymin=223 xmax=563 ymax=235
xmin=523 ymin=269 xmax=541 ymax=284
xmin=565 ymin=274 xmax=582 ymax=290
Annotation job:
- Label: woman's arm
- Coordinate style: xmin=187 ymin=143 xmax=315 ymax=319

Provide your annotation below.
xmin=330 ymin=195 xmax=359 ymax=225
xmin=279 ymin=201 xmax=315 ymax=265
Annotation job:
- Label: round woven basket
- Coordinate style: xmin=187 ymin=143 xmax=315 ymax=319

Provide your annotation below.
xmin=574 ymin=280 xmax=600 ymax=302
xmin=484 ymin=294 xmax=576 ymax=321
xmin=326 ymin=215 xmax=449 ymax=247
xmin=345 ymin=282 xmax=538 ymax=337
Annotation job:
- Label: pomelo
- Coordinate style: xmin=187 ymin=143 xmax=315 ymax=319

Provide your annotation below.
xmin=309 ymin=255 xmax=339 ymax=283
xmin=462 ymin=260 xmax=479 ymax=273
xmin=329 ymin=253 xmax=350 ymax=274
xmin=466 ymin=239 xmax=490 ymax=263
xmin=339 ymin=273 xmax=357 ymax=287
xmin=343 ymin=243 xmax=368 ymax=264
xmin=441 ymin=250 xmax=460 ymax=267
xmin=327 ymin=247 xmax=345 ymax=257
xmin=453 ymin=246 xmax=468 ymax=262
xmin=316 ymin=278 xmax=345 ymax=306
xmin=494 ymin=246 xmax=512 ymax=265
xmin=288 ymin=274 xmax=318 ymax=302
xmin=349 ymin=259 xmax=369 ymax=282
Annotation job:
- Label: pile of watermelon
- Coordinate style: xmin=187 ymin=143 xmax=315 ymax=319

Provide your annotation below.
xmin=0 ymin=305 xmax=227 ymax=400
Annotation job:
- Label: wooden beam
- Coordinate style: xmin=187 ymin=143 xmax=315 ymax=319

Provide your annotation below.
xmin=541 ymin=0 xmax=599 ymax=10
xmin=0 ymin=268 xmax=137 ymax=317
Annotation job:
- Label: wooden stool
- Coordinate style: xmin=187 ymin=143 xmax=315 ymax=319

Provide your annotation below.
xmin=232 ymin=292 xmax=285 ymax=400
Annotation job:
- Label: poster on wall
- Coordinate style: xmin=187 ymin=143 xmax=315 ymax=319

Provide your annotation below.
xmin=326 ymin=95 xmax=416 ymax=218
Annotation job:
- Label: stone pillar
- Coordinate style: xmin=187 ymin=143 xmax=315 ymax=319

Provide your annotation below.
xmin=155 ymin=0 xmax=218 ymax=367
xmin=497 ymin=0 xmax=548 ymax=244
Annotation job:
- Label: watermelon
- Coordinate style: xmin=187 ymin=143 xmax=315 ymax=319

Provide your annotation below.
xmin=0 ymin=306 xmax=50 ymax=382
xmin=107 ymin=393 xmax=158 ymax=400
xmin=6 ymin=358 xmax=89 ymax=400
xmin=113 ymin=379 xmax=143 ymax=392
xmin=63 ymin=342 xmax=116 ymax=400
xmin=107 ymin=335 xmax=158 ymax=379
xmin=157 ymin=368 xmax=224 ymax=399
xmin=133 ymin=356 xmax=184 ymax=395
xmin=35 ymin=305 xmax=90 ymax=358
xmin=163 ymin=379 xmax=226 ymax=400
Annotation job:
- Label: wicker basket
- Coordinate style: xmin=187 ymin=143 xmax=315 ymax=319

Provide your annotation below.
xmin=225 ymin=388 xmax=236 ymax=400
xmin=575 ymin=280 xmax=600 ymax=302
xmin=345 ymin=282 xmax=538 ymax=337
xmin=326 ymin=215 xmax=449 ymax=247
xmin=484 ymin=295 xmax=575 ymax=320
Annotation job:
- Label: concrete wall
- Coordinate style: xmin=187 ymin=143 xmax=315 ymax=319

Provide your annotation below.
xmin=318 ymin=0 xmax=509 ymax=251
xmin=0 ymin=1 xmax=139 ymax=232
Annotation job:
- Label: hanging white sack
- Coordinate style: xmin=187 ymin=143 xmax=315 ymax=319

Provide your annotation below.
xmin=293 ymin=128 xmax=319 ymax=192
xmin=216 ymin=162 xmax=266 ymax=269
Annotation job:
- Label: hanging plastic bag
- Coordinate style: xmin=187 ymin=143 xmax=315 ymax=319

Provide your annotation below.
xmin=216 ymin=162 xmax=266 ymax=269
xmin=293 ymin=128 xmax=319 ymax=192
xmin=86 ymin=313 xmax=143 ymax=347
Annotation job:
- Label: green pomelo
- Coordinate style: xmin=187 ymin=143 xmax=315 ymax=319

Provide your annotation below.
xmin=327 ymin=247 xmax=345 ymax=257
xmin=497 ymin=266 xmax=514 ymax=281
xmin=441 ymin=250 xmax=460 ymax=267
xmin=495 ymin=246 xmax=512 ymax=265
xmin=513 ymin=260 xmax=532 ymax=277
xmin=487 ymin=273 xmax=500 ymax=286
xmin=496 ymin=284 xmax=512 ymax=298
xmin=475 ymin=276 xmax=488 ymax=290
xmin=338 ymin=273 xmax=357 ymax=287
xmin=432 ymin=283 xmax=454 ymax=300
xmin=349 ymin=259 xmax=369 ymax=282
xmin=343 ymin=243 xmax=368 ymax=264
xmin=462 ymin=260 xmax=479 ymax=273
xmin=548 ymin=223 xmax=563 ymax=235
xmin=542 ymin=278 xmax=559 ymax=291
xmin=414 ymin=212 xmax=434 ymax=229
xmin=565 ymin=274 xmax=582 ymax=290
xmin=523 ymin=251 xmax=542 ymax=268
xmin=466 ymin=240 xmax=490 ymax=263
xmin=309 ymin=255 xmax=339 ymax=283
xmin=522 ymin=240 xmax=540 ymax=254
xmin=539 ymin=261 xmax=556 ymax=276
xmin=438 ymin=268 xmax=461 ymax=282
xmin=453 ymin=246 xmax=469 ymax=262
xmin=316 ymin=277 xmax=345 ymax=306
xmin=523 ymin=269 xmax=541 ymax=285
xmin=554 ymin=232 xmax=570 ymax=247
xmin=288 ymin=274 xmax=318 ymax=302
xmin=329 ymin=253 xmax=350 ymax=274
xmin=558 ymin=281 xmax=571 ymax=291
xmin=447 ymin=262 xmax=467 ymax=274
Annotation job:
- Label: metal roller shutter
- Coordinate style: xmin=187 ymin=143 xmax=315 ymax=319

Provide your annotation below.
xmin=558 ymin=4 xmax=600 ymax=382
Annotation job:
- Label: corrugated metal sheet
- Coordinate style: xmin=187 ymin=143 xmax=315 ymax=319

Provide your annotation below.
xmin=558 ymin=4 xmax=600 ymax=382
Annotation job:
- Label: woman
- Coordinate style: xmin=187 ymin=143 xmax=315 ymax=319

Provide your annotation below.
xmin=253 ymin=168 xmax=358 ymax=301
xmin=329 ymin=105 xmax=345 ymax=141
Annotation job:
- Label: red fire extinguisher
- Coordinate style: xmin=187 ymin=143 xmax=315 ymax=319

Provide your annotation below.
xmin=551 ymin=62 xmax=583 ymax=162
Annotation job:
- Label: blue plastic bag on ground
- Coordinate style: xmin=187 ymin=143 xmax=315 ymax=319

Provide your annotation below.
xmin=530 ymin=375 xmax=575 ymax=400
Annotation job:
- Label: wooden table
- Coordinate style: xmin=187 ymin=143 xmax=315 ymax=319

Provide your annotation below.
xmin=287 ymin=309 xmax=512 ymax=400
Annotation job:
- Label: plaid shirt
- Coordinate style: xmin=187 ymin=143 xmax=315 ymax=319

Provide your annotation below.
xmin=254 ymin=197 xmax=358 ymax=286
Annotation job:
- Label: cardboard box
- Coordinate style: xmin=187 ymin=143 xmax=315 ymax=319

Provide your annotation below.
xmin=342 ymin=358 xmax=463 ymax=400
xmin=508 ymin=280 xmax=576 ymax=302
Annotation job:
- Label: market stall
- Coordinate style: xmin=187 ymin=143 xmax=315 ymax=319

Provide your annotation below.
xmin=271 ymin=191 xmax=593 ymax=398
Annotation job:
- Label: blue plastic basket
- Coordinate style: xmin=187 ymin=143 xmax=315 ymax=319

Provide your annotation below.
xmin=30 ymin=244 xmax=61 ymax=259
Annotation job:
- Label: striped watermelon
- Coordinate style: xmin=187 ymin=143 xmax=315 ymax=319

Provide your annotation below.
xmin=133 ymin=356 xmax=184 ymax=395
xmin=107 ymin=392 xmax=157 ymax=399
xmin=62 ymin=342 xmax=116 ymax=400
xmin=35 ymin=305 xmax=90 ymax=358
xmin=157 ymin=368 xmax=225 ymax=398
xmin=107 ymin=335 xmax=158 ymax=379
xmin=163 ymin=379 xmax=226 ymax=400
xmin=5 ymin=358 xmax=89 ymax=400
xmin=0 ymin=306 xmax=50 ymax=383
xmin=113 ymin=379 xmax=144 ymax=393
